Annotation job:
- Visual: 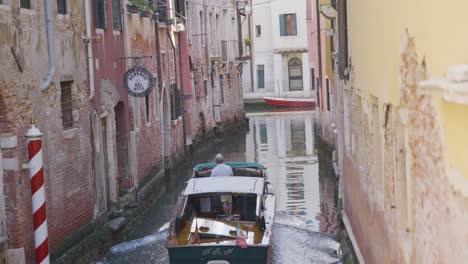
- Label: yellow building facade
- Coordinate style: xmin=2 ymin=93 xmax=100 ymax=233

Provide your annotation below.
xmin=338 ymin=0 xmax=468 ymax=263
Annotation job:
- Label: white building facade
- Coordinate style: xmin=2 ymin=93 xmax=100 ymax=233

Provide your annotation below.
xmin=243 ymin=0 xmax=312 ymax=102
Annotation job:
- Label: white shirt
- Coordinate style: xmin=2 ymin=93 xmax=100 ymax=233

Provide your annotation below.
xmin=210 ymin=163 xmax=234 ymax=177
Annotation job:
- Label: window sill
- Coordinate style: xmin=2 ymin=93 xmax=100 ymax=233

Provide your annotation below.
xmin=113 ymin=30 xmax=121 ymax=36
xmin=63 ymin=128 xmax=79 ymax=139
xmin=95 ymin=28 xmax=105 ymax=35
xmin=145 ymin=122 xmax=152 ymax=128
xmin=57 ymin=14 xmax=69 ymax=20
xmin=20 ymin=8 xmax=36 ymax=16
xmin=419 ymin=65 xmax=468 ymax=105
xmin=0 ymin=5 xmax=11 ymax=12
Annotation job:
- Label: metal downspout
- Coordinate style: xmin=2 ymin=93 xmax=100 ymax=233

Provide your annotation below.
xmin=85 ymin=0 xmax=95 ymax=100
xmin=248 ymin=3 xmax=254 ymax=92
xmin=40 ymin=0 xmax=56 ymax=90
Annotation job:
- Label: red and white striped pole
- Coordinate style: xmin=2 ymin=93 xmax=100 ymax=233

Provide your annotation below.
xmin=25 ymin=123 xmax=49 ymax=264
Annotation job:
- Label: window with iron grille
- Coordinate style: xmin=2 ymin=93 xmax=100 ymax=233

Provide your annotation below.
xmin=94 ymin=0 xmax=107 ymax=29
xmin=158 ymin=4 xmax=167 ymax=23
xmin=256 ymin=25 xmax=261 ymax=37
xmin=112 ymin=0 xmax=122 ymax=31
xmin=20 ymin=0 xmax=31 ymax=9
xmin=60 ymin=81 xmax=73 ymax=129
xmin=279 ymin=14 xmax=297 ymax=36
xmin=57 ymin=0 xmax=66 ymax=14
xmin=288 ymin=58 xmax=303 ymax=91
xmin=311 ymin=68 xmax=315 ymax=90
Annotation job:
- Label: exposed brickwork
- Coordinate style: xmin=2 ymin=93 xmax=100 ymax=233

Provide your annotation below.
xmin=0 ymin=2 xmax=94 ymax=262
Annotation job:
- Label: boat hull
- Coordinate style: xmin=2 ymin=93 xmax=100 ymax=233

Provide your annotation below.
xmin=263 ymin=97 xmax=316 ymax=108
xmin=167 ymin=245 xmax=271 ymax=264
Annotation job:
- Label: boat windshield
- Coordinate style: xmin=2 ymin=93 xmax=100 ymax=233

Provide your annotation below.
xmin=194 ymin=167 xmax=264 ymax=178
xmin=186 ymin=193 xmax=259 ymax=222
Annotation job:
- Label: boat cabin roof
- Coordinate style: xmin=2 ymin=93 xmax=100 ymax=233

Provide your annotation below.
xmin=183 ymin=176 xmax=264 ymax=196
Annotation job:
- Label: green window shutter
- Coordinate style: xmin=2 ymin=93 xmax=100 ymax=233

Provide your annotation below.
xmin=258 ymin=70 xmax=264 ymax=88
xmin=279 ymin=14 xmax=285 ymax=36
xmin=293 ymin=14 xmax=297 ymax=35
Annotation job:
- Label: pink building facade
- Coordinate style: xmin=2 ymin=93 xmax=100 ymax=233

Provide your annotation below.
xmin=307 ymin=0 xmax=335 ymax=145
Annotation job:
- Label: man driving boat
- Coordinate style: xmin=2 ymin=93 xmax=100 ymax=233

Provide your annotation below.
xmin=210 ymin=154 xmax=234 ymax=216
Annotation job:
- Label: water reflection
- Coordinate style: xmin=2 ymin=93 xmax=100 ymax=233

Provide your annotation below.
xmin=246 ymin=111 xmax=336 ymax=234
xmin=100 ymin=109 xmax=339 ymax=264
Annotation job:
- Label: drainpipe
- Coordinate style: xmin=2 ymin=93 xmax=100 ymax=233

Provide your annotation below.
xmin=248 ymin=3 xmax=254 ymax=92
xmin=84 ymin=0 xmax=95 ymax=100
xmin=178 ymin=32 xmax=187 ymax=146
xmin=154 ymin=13 xmax=163 ymax=91
xmin=40 ymin=0 xmax=56 ymax=90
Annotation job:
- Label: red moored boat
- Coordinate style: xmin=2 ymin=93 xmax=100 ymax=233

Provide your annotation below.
xmin=263 ymin=97 xmax=316 ymax=108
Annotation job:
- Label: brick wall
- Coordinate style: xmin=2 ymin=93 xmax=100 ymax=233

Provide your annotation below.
xmin=0 ymin=1 xmax=94 ymax=262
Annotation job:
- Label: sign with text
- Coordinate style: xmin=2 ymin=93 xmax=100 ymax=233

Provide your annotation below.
xmin=123 ymin=66 xmax=155 ymax=97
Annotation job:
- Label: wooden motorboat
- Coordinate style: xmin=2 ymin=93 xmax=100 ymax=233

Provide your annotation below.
xmin=263 ymin=96 xmax=316 ymax=108
xmin=166 ymin=164 xmax=275 ymax=264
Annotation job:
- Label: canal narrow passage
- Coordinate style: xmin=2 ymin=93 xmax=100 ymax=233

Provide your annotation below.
xmin=99 ymin=109 xmax=340 ymax=264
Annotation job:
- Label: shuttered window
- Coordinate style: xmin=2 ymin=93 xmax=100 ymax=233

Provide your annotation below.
xmin=257 ymin=65 xmax=265 ymax=89
xmin=326 ymin=78 xmax=331 ymax=111
xmin=337 ymin=0 xmax=349 ymax=80
xmin=95 ymin=0 xmax=107 ymax=29
xmin=57 ymin=0 xmax=66 ymax=14
xmin=311 ymin=68 xmax=315 ymax=90
xmin=171 ymin=85 xmax=182 ymax=120
xmin=220 ymin=75 xmax=225 ymax=104
xmin=279 ymin=14 xmax=297 ymax=36
xmin=316 ymin=77 xmax=320 ymax=107
xmin=20 ymin=0 xmax=31 ymax=9
xmin=112 ymin=0 xmax=122 ymax=31
xmin=61 ymin=81 xmax=73 ymax=129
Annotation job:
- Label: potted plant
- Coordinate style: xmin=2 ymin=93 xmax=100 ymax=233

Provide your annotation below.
xmin=127 ymin=0 xmax=143 ymax=14
xmin=140 ymin=5 xmax=153 ymax=18
xmin=244 ymin=38 xmax=252 ymax=46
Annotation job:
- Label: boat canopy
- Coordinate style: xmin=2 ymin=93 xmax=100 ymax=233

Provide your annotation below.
xmin=193 ymin=162 xmax=264 ymax=171
xmin=183 ymin=176 xmax=264 ymax=196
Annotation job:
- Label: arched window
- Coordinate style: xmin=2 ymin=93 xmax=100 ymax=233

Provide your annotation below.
xmin=288 ymin=58 xmax=303 ymax=91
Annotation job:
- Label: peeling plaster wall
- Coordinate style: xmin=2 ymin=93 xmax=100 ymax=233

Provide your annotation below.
xmin=337 ymin=1 xmax=468 ymax=262
xmin=0 ymin=1 xmax=93 ymax=262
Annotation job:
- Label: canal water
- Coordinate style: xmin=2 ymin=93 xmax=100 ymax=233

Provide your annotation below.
xmin=99 ymin=109 xmax=340 ymax=264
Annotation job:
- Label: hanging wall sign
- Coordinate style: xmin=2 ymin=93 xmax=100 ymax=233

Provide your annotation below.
xmin=123 ymin=65 xmax=155 ymax=97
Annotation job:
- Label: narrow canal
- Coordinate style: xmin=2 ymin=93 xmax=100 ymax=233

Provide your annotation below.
xmin=99 ymin=109 xmax=340 ymax=264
